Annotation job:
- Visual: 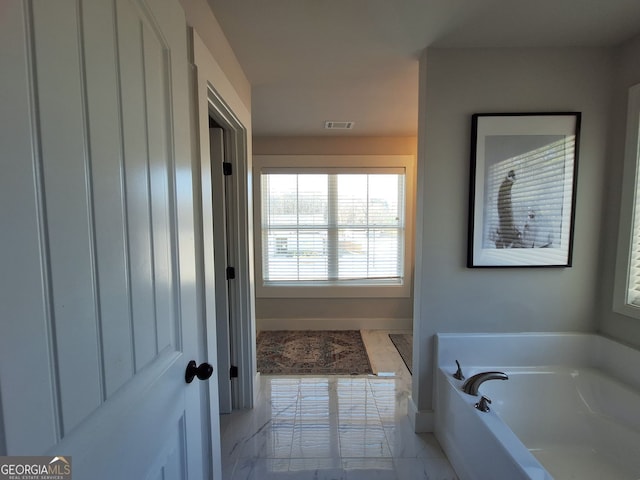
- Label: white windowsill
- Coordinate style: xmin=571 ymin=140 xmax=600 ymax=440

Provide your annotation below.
xmin=256 ymin=283 xmax=411 ymax=299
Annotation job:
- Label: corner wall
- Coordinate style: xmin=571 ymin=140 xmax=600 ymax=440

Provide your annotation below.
xmin=598 ymin=34 xmax=640 ymax=348
xmin=413 ymin=47 xmax=612 ymax=426
xmin=253 ymin=136 xmax=416 ymax=330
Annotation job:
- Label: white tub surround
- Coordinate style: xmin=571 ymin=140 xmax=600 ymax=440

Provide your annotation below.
xmin=434 ymin=333 xmax=640 ymax=480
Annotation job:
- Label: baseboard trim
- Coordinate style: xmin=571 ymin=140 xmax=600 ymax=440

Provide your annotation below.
xmin=408 ymin=396 xmax=434 ymax=433
xmin=257 ymin=317 xmax=412 ymax=331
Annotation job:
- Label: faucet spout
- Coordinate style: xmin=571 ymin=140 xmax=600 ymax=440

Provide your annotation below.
xmin=461 ymin=371 xmax=508 ymax=395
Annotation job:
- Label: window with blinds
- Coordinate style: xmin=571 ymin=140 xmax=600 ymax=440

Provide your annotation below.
xmin=625 ymin=106 xmax=640 ymax=307
xmin=614 ymin=82 xmax=640 ymax=317
xmin=260 ymin=170 xmax=405 ymax=286
xmin=628 ymin=172 xmax=640 ymax=306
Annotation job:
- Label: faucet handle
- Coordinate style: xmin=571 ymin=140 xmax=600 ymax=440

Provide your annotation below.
xmin=453 ymin=360 xmax=465 ymax=380
xmin=475 ymin=395 xmax=492 ymax=412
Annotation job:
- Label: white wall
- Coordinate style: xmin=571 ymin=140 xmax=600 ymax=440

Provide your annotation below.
xmin=253 ymin=136 xmax=416 ymax=330
xmin=412 ymin=47 xmax=612 ymax=426
xmin=180 ymin=0 xmax=250 ymax=113
xmin=598 ymin=33 xmax=640 ymax=348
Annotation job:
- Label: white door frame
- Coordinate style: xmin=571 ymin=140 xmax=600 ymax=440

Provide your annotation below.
xmin=206 ymin=86 xmax=255 ymax=410
xmin=190 ymin=29 xmax=256 ymax=411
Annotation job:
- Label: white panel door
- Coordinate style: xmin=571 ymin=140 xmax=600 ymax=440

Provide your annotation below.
xmin=0 ymin=0 xmax=215 ymax=478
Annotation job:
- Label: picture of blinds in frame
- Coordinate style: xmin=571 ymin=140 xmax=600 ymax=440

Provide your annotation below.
xmin=468 ymin=112 xmax=581 ymax=267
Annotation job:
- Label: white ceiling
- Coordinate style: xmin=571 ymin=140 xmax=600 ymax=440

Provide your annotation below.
xmin=207 ymin=0 xmax=640 ymax=136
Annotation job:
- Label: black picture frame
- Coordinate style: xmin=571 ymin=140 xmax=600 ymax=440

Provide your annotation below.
xmin=467 ymin=112 xmax=581 ymax=268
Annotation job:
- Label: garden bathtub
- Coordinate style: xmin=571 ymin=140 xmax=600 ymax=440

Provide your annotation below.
xmin=434 ymin=333 xmax=640 ymax=480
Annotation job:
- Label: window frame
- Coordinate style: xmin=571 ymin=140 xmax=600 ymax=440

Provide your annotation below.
xmin=614 ymin=83 xmax=640 ymax=318
xmin=253 ymin=155 xmax=415 ymax=298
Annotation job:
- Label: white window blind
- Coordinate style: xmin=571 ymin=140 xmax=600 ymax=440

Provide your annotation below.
xmin=626 ymin=117 xmax=640 ymax=306
xmin=614 ymin=82 xmax=640 ymax=317
xmin=260 ymin=170 xmax=405 ymax=286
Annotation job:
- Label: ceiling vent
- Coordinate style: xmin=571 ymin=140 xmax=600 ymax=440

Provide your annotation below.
xmin=324 ymin=121 xmax=354 ymax=130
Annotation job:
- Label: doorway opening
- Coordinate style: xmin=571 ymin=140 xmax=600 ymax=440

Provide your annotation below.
xmin=205 ymin=86 xmax=255 ymax=412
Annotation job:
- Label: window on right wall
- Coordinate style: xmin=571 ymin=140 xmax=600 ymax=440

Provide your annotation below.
xmin=614 ymin=82 xmax=640 ymax=317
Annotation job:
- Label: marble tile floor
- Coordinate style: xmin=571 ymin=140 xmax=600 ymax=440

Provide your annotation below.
xmin=219 ymin=330 xmax=458 ymax=479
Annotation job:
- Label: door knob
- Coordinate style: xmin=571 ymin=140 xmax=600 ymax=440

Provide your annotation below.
xmin=185 ymin=360 xmax=214 ymax=383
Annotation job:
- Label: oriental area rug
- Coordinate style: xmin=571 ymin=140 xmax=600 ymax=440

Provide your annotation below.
xmin=256 ymin=330 xmax=373 ymax=375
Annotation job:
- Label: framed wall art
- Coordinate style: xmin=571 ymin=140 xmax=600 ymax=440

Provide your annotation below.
xmin=467 ymin=112 xmax=581 ymax=267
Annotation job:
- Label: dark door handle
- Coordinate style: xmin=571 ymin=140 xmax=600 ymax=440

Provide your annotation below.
xmin=185 ymin=360 xmax=214 ymax=383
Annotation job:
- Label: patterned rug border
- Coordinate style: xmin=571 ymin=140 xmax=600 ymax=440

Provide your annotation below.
xmin=257 ymin=330 xmax=373 ymax=375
